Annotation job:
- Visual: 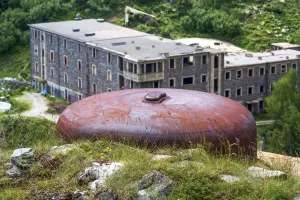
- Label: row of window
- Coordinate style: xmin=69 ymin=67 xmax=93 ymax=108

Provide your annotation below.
xmin=168 ymin=75 xmax=207 ymax=87
xmin=224 ymin=84 xmax=274 ymax=98
xmin=224 ymin=64 xmax=297 ymax=80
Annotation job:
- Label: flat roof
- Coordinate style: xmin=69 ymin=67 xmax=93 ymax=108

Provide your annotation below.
xmin=225 ymin=49 xmax=300 ymax=68
xmin=29 ymin=19 xmax=219 ymax=61
xmin=271 ymin=43 xmax=300 ymax=49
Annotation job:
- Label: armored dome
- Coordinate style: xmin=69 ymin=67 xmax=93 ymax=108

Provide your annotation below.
xmin=56 ymin=89 xmax=257 ymax=157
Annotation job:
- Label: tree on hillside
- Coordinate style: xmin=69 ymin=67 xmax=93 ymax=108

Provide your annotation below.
xmin=265 ymin=69 xmax=300 ymax=156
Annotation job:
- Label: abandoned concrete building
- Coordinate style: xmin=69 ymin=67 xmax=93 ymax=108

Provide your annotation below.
xmin=28 ymin=19 xmax=300 ymax=113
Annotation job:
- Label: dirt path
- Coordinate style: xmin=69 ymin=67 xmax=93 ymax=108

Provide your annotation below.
xmin=16 ymin=92 xmax=59 ymax=123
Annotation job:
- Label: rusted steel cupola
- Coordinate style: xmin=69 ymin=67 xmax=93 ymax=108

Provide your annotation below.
xmin=56 ymin=89 xmax=257 ymax=157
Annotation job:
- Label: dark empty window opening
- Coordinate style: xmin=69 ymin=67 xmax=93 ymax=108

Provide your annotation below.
xmin=237 ymin=88 xmax=242 ymax=96
xmin=259 ymin=101 xmax=264 ymax=110
xmin=50 ymin=68 xmax=54 ymax=78
xmin=201 ymin=75 xmax=207 ymax=83
xmin=78 ymin=44 xmax=81 ymax=52
xmin=237 ymin=70 xmax=242 ymax=79
xmin=183 ymin=56 xmax=193 ymax=66
xmin=225 ymin=90 xmax=230 ymax=97
xmin=153 ymin=81 xmax=159 ymax=88
xmin=260 ymin=85 xmax=264 ymax=93
xmin=64 ymin=39 xmax=67 ymax=49
xmin=225 ymin=72 xmax=231 ymax=80
xmin=158 ymin=62 xmax=163 ymax=72
xmin=78 ymin=60 xmax=82 ymax=71
xmin=169 ymin=79 xmax=175 ymax=87
xmin=248 ymin=69 xmax=253 ymax=77
xmin=214 ymin=55 xmax=219 ymax=69
xmin=34 ymin=30 xmax=38 ymax=39
xmin=183 ymin=77 xmax=194 ymax=85
xmin=93 ymin=83 xmax=97 ymax=94
xmin=118 ymin=57 xmax=124 ymax=70
xmin=170 ymin=59 xmax=175 ymax=69
xmin=41 ymin=34 xmax=44 ymax=41
xmin=134 ymin=64 xmax=137 ymax=74
xmin=146 ymin=64 xmax=153 ymax=73
xmin=92 ymin=48 xmax=96 ymax=58
xmin=50 ymin=51 xmax=54 ymax=61
xmin=64 ymin=56 xmax=68 ymax=66
xmin=50 ymin=35 xmax=53 ymax=43
xmin=281 ymin=65 xmax=286 ymax=73
xmin=260 ymin=68 xmax=265 ymax=75
xmin=248 ymin=87 xmax=253 ymax=95
xmin=292 ymin=64 xmax=297 ymax=70
xmin=271 ymin=83 xmax=275 ymax=91
xmin=140 ymin=64 xmax=145 ymax=74
xmin=214 ymin=78 xmax=218 ymax=92
xmin=42 ymin=49 xmax=45 ymax=57
xmin=107 ymin=53 xmax=111 ymax=63
xmin=271 ymin=66 xmax=276 ymax=74
xmin=202 ymin=55 xmax=207 ymax=65
xmin=128 ymin=63 xmax=133 ymax=72
xmin=130 ymin=80 xmax=134 ymax=89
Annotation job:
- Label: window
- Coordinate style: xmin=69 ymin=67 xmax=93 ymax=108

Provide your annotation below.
xmin=236 ymin=88 xmax=242 ymax=97
xmin=64 ymin=39 xmax=67 ymax=49
xmin=50 ymin=35 xmax=53 ymax=43
xmin=182 ymin=77 xmax=194 ymax=85
xmin=78 ymin=94 xmax=82 ymax=101
xmin=50 ymin=51 xmax=54 ymax=61
xmin=35 ymin=62 xmax=38 ymax=72
xmin=236 ymin=70 xmax=242 ymax=79
xmin=169 ymin=78 xmax=175 ymax=88
xmin=78 ymin=78 xmax=82 ymax=88
xmin=64 ymin=73 xmax=68 ymax=83
xmin=41 ymin=34 xmax=44 ymax=41
xmin=224 ymin=89 xmax=231 ymax=98
xmin=158 ymin=62 xmax=163 ymax=72
xmin=281 ymin=65 xmax=287 ymax=73
xmin=118 ymin=57 xmax=124 ymax=70
xmin=259 ymin=67 xmax=265 ymax=76
xmin=259 ymin=101 xmax=264 ymax=110
xmin=134 ymin=64 xmax=137 ymax=73
xmin=50 ymin=68 xmax=54 ymax=78
xmin=92 ymin=83 xmax=97 ymax=94
xmin=78 ymin=43 xmax=81 ymax=53
xmin=201 ymin=74 xmax=207 ymax=83
xmin=107 ymin=70 xmax=112 ymax=81
xmin=214 ymin=55 xmax=219 ymax=69
xmin=271 ymin=66 xmax=276 ymax=74
xmin=248 ymin=69 xmax=253 ymax=77
xmin=270 ymin=83 xmax=275 ymax=92
xmin=260 ymin=85 xmax=264 ymax=93
xmin=153 ymin=81 xmax=159 ymax=88
xmin=92 ymin=65 xmax=97 ymax=75
xmin=107 ymin=53 xmax=111 ymax=63
xmin=183 ymin=56 xmax=194 ymax=67
xmin=107 ymin=88 xmax=112 ymax=92
xmin=78 ymin=60 xmax=82 ymax=71
xmin=130 ymin=80 xmax=134 ymax=89
xmin=34 ymin=45 xmax=38 ymax=56
xmin=34 ymin=30 xmax=38 ymax=39
xmin=92 ymin=48 xmax=96 ymax=58
xmin=64 ymin=56 xmax=68 ymax=66
xmin=292 ymin=63 xmax=297 ymax=70
xmin=248 ymin=86 xmax=253 ymax=95
xmin=42 ymin=49 xmax=45 ymax=57
xmin=170 ymin=59 xmax=175 ymax=69
xmin=225 ymin=71 xmax=231 ymax=80
xmin=202 ymin=55 xmax=207 ymax=65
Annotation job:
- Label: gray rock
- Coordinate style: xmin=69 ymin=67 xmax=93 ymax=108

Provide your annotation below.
xmin=295 ymin=195 xmax=300 ymax=200
xmin=74 ymin=192 xmax=90 ymax=200
xmin=138 ymin=170 xmax=175 ymax=200
xmin=151 ymin=155 xmax=173 ymax=161
xmin=221 ymin=175 xmax=240 ymax=183
xmin=93 ymin=187 xmax=118 ymax=200
xmin=247 ymin=166 xmax=286 ymax=178
xmin=11 ymin=148 xmax=34 ymax=169
xmin=77 ymin=162 xmax=123 ymax=191
xmin=174 ymin=160 xmax=203 ymax=168
xmin=50 ymin=144 xmax=78 ymax=157
xmin=6 ymin=165 xmax=23 ymax=177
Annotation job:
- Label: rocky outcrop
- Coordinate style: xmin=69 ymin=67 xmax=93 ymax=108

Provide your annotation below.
xmin=138 ymin=170 xmax=175 ymax=200
xmin=77 ymin=162 xmax=123 ymax=192
xmin=247 ymin=166 xmax=286 ymax=178
xmin=93 ymin=187 xmax=118 ymax=200
xmin=6 ymin=148 xmax=34 ymax=177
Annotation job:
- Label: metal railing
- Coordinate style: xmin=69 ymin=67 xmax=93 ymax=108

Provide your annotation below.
xmin=123 ymin=71 xmax=164 ymax=82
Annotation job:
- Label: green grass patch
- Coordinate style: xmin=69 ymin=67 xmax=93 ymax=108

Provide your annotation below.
xmin=254 ymin=113 xmax=273 ymax=121
xmin=8 ymin=99 xmax=31 ymax=114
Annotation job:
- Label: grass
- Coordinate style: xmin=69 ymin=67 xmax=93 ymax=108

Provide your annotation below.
xmin=0 ymin=116 xmax=299 ymax=199
xmin=254 ymin=113 xmax=273 ymax=121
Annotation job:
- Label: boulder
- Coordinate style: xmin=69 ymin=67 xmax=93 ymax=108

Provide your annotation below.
xmin=93 ymin=187 xmax=118 ymax=200
xmin=220 ymin=175 xmax=240 ymax=183
xmin=77 ymin=162 xmax=123 ymax=192
xmin=247 ymin=166 xmax=286 ymax=178
xmin=10 ymin=148 xmax=34 ymax=169
xmin=6 ymin=165 xmax=23 ymax=177
xmin=138 ymin=170 xmax=175 ymax=200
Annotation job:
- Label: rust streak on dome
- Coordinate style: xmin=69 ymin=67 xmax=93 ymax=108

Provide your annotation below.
xmin=56 ymin=89 xmax=257 ymax=157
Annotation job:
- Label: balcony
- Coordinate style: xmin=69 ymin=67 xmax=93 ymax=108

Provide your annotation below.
xmin=123 ymin=71 xmax=164 ymax=82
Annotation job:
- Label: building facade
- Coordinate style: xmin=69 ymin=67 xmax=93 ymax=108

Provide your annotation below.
xmin=28 ymin=19 xmax=300 ymax=114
